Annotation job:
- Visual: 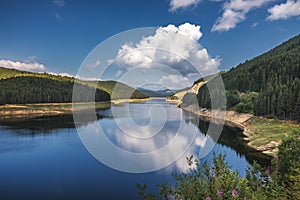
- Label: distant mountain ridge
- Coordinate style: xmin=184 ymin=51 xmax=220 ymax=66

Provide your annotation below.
xmin=137 ymin=87 xmax=176 ymax=97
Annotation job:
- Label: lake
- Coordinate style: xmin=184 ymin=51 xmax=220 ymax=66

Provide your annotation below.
xmin=0 ymin=98 xmax=269 ymax=200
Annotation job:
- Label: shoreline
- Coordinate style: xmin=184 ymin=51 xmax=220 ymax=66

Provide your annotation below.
xmin=111 ymin=98 xmax=150 ymax=104
xmin=0 ymin=102 xmax=111 ymax=120
xmin=0 ymin=98 xmax=149 ymax=120
xmin=1 ymin=98 xmax=298 ymax=156
xmin=181 ymin=104 xmax=253 ymax=130
xmin=180 ymin=104 xmax=299 ymax=156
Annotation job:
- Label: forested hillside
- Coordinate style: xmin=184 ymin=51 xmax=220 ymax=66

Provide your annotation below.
xmin=95 ymin=80 xmax=146 ymax=99
xmin=0 ymin=67 xmax=32 ymax=79
xmin=0 ymin=76 xmax=110 ymax=104
xmin=0 ymin=67 xmax=147 ymax=104
xmin=196 ymin=34 xmax=300 ymax=121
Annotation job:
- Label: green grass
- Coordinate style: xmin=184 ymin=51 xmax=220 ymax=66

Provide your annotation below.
xmin=246 ymin=117 xmax=300 ymax=154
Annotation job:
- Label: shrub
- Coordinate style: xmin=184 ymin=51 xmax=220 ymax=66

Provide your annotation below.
xmin=137 ymin=129 xmax=300 ymax=199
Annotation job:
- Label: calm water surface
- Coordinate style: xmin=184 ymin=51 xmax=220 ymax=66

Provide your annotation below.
xmin=0 ymin=98 xmax=266 ymax=200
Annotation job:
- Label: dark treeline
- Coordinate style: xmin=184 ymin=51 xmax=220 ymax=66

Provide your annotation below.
xmin=0 ymin=66 xmax=148 ymax=104
xmin=196 ymin=33 xmax=300 ymax=121
xmin=0 ymin=76 xmax=110 ymax=104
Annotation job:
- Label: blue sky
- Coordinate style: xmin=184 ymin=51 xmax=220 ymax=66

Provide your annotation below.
xmin=0 ymin=0 xmax=300 ymax=89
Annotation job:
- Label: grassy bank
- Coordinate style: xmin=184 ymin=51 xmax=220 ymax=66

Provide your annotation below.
xmin=245 ymin=117 xmax=300 ymax=155
xmin=182 ymin=105 xmax=300 ymax=156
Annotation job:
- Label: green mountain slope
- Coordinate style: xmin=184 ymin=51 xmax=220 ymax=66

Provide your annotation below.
xmin=222 ymin=34 xmax=300 ymax=92
xmin=96 ymin=80 xmax=146 ymax=99
xmin=0 ymin=67 xmax=32 ymax=79
xmin=0 ymin=67 xmax=147 ymax=104
xmin=0 ymin=76 xmax=110 ymax=104
xmin=196 ymin=34 xmax=300 ymax=121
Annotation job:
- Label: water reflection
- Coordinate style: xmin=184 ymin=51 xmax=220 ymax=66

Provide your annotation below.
xmin=0 ymin=99 xmax=270 ymax=167
xmin=0 ymin=112 xmax=103 ymax=134
xmin=0 ymin=98 xmax=271 ymax=199
xmin=183 ymin=110 xmax=271 ymax=166
xmin=75 ymin=98 xmax=270 ymax=173
xmin=76 ymin=99 xmax=201 ymax=173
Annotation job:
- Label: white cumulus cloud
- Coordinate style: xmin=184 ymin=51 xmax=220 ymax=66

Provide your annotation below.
xmin=115 ymin=23 xmax=219 ymax=77
xmin=267 ymin=0 xmax=300 ymax=20
xmin=116 ymin=70 xmax=123 ymax=77
xmin=158 ymin=74 xmax=191 ymax=90
xmin=86 ymin=59 xmax=101 ymax=69
xmin=0 ymin=57 xmax=46 ymax=72
xmin=47 ymin=72 xmax=102 ymax=81
xmin=212 ymin=0 xmax=272 ymax=32
xmin=169 ymin=0 xmax=201 ymax=12
xmin=48 ymin=72 xmax=73 ymax=77
xmin=106 ymin=59 xmax=114 ymax=66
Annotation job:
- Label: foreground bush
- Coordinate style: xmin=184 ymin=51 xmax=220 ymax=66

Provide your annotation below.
xmin=137 ymin=130 xmax=300 ymax=200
